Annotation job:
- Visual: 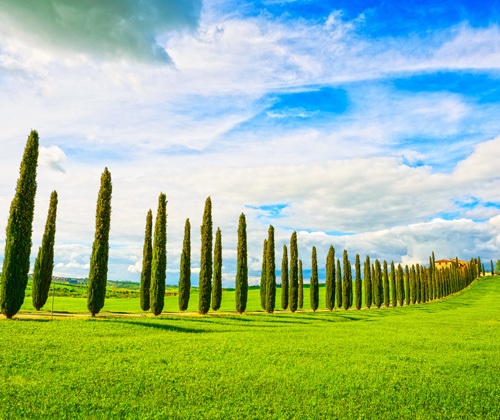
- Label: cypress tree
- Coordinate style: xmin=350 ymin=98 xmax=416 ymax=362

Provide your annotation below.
xmin=299 ymin=259 xmax=304 ymax=309
xmin=410 ymin=265 xmax=417 ymax=304
xmin=383 ymin=260 xmax=390 ymax=308
xmin=397 ymin=264 xmax=404 ymax=306
xmin=235 ymin=214 xmax=248 ymax=314
xmin=373 ymin=259 xmax=382 ymax=308
xmin=289 ymin=232 xmax=298 ymax=312
xmin=355 ymin=254 xmax=362 ymax=310
xmin=140 ymin=210 xmax=153 ymax=312
xmin=87 ymin=168 xmax=112 ymax=317
xmin=198 ymin=197 xmax=213 ymax=314
xmin=478 ymin=256 xmax=482 ymax=277
xmin=342 ymin=250 xmax=350 ymax=310
xmin=491 ymin=260 xmax=494 ymax=276
xmin=212 ymin=227 xmax=222 ymax=311
xmin=390 ymin=261 xmax=397 ymax=307
xmin=260 ymin=239 xmax=267 ymax=310
xmin=325 ymin=246 xmax=335 ymax=311
xmin=265 ymin=225 xmax=276 ymax=313
xmin=1 ymin=131 xmax=39 ymax=319
xmin=405 ymin=265 xmax=411 ymax=305
xmin=150 ymin=193 xmax=167 ymax=316
xmin=482 ymin=263 xmax=485 ymax=277
xmin=347 ymin=256 xmax=353 ymax=307
xmin=32 ymin=191 xmax=58 ymax=311
xmin=178 ymin=218 xmax=191 ymax=311
xmin=364 ymin=256 xmax=371 ymax=309
xmin=336 ymin=259 xmax=342 ymax=309
xmin=416 ymin=264 xmax=421 ymax=303
xmin=281 ymin=245 xmax=289 ymax=310
xmin=310 ymin=247 xmax=319 ymax=312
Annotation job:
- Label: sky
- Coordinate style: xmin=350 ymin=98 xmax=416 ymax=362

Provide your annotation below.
xmin=1 ymin=0 xmax=500 ymax=286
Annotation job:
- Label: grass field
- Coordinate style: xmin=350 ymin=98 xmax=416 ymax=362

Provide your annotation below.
xmin=1 ymin=277 xmax=499 ymax=419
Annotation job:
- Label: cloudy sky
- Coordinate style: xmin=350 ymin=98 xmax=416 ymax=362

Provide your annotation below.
xmin=1 ymin=0 xmax=500 ymax=286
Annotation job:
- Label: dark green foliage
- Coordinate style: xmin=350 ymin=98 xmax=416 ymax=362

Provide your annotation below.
xmin=491 ymin=260 xmax=494 ymax=276
xmin=150 ymin=193 xmax=167 ymax=316
xmin=373 ymin=260 xmax=382 ymax=309
xmin=289 ymin=232 xmax=298 ymax=312
xmin=310 ymin=247 xmax=319 ymax=311
xmin=198 ymin=197 xmax=213 ymax=314
xmin=482 ymin=263 xmax=485 ymax=277
xmin=0 ymin=131 xmax=39 ymax=319
xmin=390 ymin=261 xmax=397 ymax=307
xmin=87 ymin=168 xmax=112 ymax=317
xmin=383 ymin=260 xmax=389 ymax=308
xmin=405 ymin=265 xmax=410 ymax=305
xmin=410 ymin=265 xmax=417 ymax=304
xmin=178 ymin=218 xmax=191 ymax=312
xmin=235 ymin=214 xmax=248 ymax=314
xmin=336 ymin=259 xmax=342 ymax=309
xmin=364 ymin=256 xmax=371 ymax=309
xmin=355 ymin=254 xmax=362 ymax=310
xmin=416 ymin=264 xmax=421 ymax=304
xmin=140 ymin=210 xmax=153 ymax=312
xmin=397 ymin=264 xmax=405 ymax=306
xmin=281 ymin=245 xmax=289 ymax=310
xmin=212 ymin=227 xmax=222 ymax=311
xmin=325 ymin=246 xmax=335 ymax=311
xmin=32 ymin=191 xmax=58 ymax=311
xmin=342 ymin=250 xmax=350 ymax=310
xmin=299 ymin=259 xmax=304 ymax=309
xmin=478 ymin=256 xmax=482 ymax=277
xmin=265 ymin=225 xmax=276 ymax=313
xmin=260 ymin=239 xmax=267 ymax=310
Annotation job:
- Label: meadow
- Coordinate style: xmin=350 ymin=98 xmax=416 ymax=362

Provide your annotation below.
xmin=1 ymin=277 xmax=499 ymax=419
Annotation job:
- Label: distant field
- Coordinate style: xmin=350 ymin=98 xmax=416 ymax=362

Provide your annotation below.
xmin=1 ymin=276 xmax=498 ymax=419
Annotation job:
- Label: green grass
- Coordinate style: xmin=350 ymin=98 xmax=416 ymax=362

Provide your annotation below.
xmin=1 ymin=277 xmax=499 ymax=419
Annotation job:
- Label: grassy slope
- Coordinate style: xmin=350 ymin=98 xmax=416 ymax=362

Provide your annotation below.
xmin=1 ymin=277 xmax=499 ymax=419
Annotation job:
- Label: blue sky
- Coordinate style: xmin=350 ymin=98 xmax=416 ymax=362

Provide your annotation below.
xmin=1 ymin=0 xmax=500 ymax=285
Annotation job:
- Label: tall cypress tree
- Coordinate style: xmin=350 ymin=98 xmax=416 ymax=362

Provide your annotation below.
xmin=405 ymin=265 xmax=411 ymax=305
xmin=410 ymin=265 xmax=417 ymax=304
xmin=178 ymin=218 xmax=191 ymax=311
xmin=491 ymin=259 xmax=494 ymax=276
xmin=87 ymin=168 xmax=112 ymax=317
xmin=325 ymin=246 xmax=335 ymax=311
xmin=383 ymin=260 xmax=390 ymax=308
xmin=32 ymin=191 xmax=58 ymax=311
xmin=212 ymin=227 xmax=222 ymax=311
xmin=373 ymin=259 xmax=382 ymax=308
xmin=342 ymin=250 xmax=350 ymax=310
xmin=1 ymin=131 xmax=39 ymax=319
xmin=364 ymin=256 xmax=371 ymax=309
xmin=150 ymin=193 xmax=167 ymax=316
xmin=310 ymin=247 xmax=319 ymax=312
xmin=198 ymin=197 xmax=213 ymax=314
xmin=390 ymin=261 xmax=397 ymax=307
xmin=397 ymin=264 xmax=404 ymax=307
xmin=289 ymin=232 xmax=298 ymax=312
xmin=299 ymin=259 xmax=304 ymax=309
xmin=235 ymin=213 xmax=248 ymax=314
xmin=336 ymin=259 xmax=342 ymax=309
xmin=265 ymin=225 xmax=276 ymax=313
xmin=281 ymin=245 xmax=289 ymax=310
xmin=416 ymin=263 xmax=421 ymax=304
xmin=260 ymin=239 xmax=268 ymax=310
xmin=140 ymin=210 xmax=153 ymax=312
xmin=355 ymin=254 xmax=362 ymax=310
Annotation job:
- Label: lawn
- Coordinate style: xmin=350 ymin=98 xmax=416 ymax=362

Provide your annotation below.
xmin=1 ymin=277 xmax=499 ymax=419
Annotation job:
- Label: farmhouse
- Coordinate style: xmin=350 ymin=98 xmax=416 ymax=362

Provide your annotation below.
xmin=435 ymin=259 xmax=468 ymax=270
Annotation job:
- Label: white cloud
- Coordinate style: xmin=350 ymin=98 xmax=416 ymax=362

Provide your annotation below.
xmin=39 ymin=145 xmax=67 ymax=173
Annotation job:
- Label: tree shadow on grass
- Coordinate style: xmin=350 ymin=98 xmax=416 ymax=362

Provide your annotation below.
xmin=112 ymin=319 xmax=210 ymax=334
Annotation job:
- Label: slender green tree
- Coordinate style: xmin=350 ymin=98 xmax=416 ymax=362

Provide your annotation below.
xmin=310 ymin=247 xmax=319 ymax=311
xmin=325 ymin=246 xmax=335 ymax=311
xmin=32 ymin=191 xmax=58 ymax=311
xmin=342 ymin=250 xmax=350 ymax=310
xmin=416 ymin=263 xmax=421 ymax=304
xmin=178 ymin=218 xmax=191 ymax=311
xmin=235 ymin=214 xmax=248 ymax=314
xmin=87 ymin=168 xmax=112 ymax=317
xmin=150 ymin=193 xmax=167 ymax=316
xmin=336 ymin=259 xmax=342 ymax=309
xmin=1 ymin=131 xmax=39 ymax=319
xmin=383 ymin=260 xmax=390 ymax=308
xmin=405 ymin=265 xmax=411 ymax=305
xmin=260 ymin=239 xmax=268 ymax=310
xmin=140 ymin=210 xmax=153 ymax=312
xmin=281 ymin=245 xmax=289 ymax=310
xmin=355 ymin=254 xmax=362 ymax=310
xmin=198 ymin=197 xmax=213 ymax=314
xmin=364 ymin=256 xmax=371 ymax=309
xmin=212 ymin=227 xmax=222 ymax=311
xmin=491 ymin=259 xmax=494 ymax=276
xmin=390 ymin=261 xmax=397 ymax=307
xmin=289 ymin=232 xmax=298 ymax=312
xmin=410 ymin=265 xmax=417 ymax=304
xmin=299 ymin=259 xmax=304 ymax=309
xmin=397 ymin=264 xmax=405 ymax=306
xmin=373 ymin=259 xmax=382 ymax=308
xmin=266 ymin=225 xmax=276 ymax=313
